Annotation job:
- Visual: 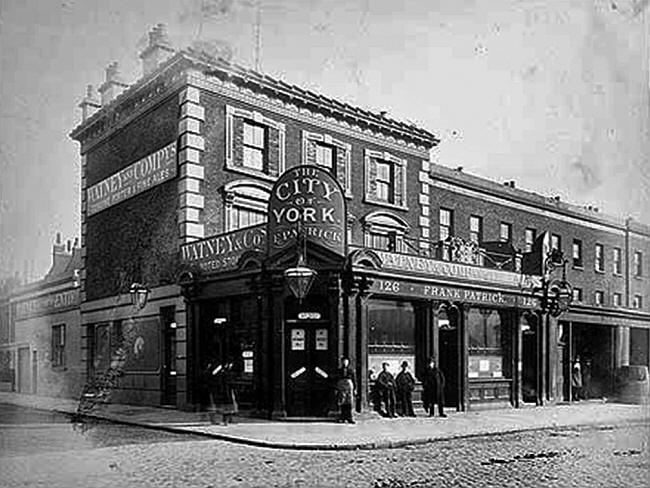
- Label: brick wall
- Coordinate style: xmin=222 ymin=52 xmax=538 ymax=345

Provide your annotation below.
xmin=84 ymin=97 xmax=180 ymax=301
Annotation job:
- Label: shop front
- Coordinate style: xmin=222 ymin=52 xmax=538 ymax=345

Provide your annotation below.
xmin=179 ymin=166 xmax=544 ymax=417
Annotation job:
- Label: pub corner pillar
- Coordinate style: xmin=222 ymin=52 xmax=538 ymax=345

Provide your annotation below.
xmin=354 ymin=290 xmax=369 ymax=413
xmin=269 ymin=280 xmax=288 ymax=419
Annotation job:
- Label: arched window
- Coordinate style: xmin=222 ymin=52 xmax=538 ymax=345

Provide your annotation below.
xmin=223 ymin=180 xmax=271 ymax=232
xmin=362 ymin=211 xmax=410 ymax=252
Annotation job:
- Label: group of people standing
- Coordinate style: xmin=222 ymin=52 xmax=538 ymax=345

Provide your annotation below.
xmin=335 ymin=356 xmax=448 ymax=424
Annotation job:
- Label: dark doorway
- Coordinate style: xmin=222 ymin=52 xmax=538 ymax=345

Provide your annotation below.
xmin=521 ymin=315 xmax=538 ymax=403
xmin=572 ymin=324 xmax=614 ymax=399
xmin=161 ymin=306 xmax=177 ymax=407
xmin=18 ymin=347 xmax=30 ymax=394
xmin=285 ymin=320 xmax=331 ymax=416
xmin=439 ymin=324 xmax=459 ymax=409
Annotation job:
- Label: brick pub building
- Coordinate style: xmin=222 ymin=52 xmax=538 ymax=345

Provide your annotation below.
xmin=70 ymin=25 xmax=650 ymax=416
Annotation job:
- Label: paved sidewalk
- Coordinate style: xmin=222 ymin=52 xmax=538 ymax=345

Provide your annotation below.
xmin=1 ymin=391 xmax=648 ymax=450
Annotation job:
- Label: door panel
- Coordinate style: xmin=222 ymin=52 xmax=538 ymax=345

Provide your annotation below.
xmin=439 ymin=328 xmax=458 ymax=408
xmin=18 ymin=347 xmax=30 ymax=394
xmin=286 ymin=323 xmax=331 ymax=417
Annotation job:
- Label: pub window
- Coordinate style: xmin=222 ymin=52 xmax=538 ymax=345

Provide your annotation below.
xmin=225 ymin=105 xmax=285 ymax=179
xmin=613 ymin=248 xmax=622 ymax=275
xmin=572 ymin=239 xmax=583 ymax=268
xmin=634 ymin=251 xmax=643 ymax=277
xmin=633 ymin=294 xmax=643 ymax=309
xmin=223 ymin=180 xmax=270 ymax=232
xmin=613 ymin=293 xmax=622 ymax=307
xmin=524 ymin=228 xmax=536 ymax=253
xmin=362 ymin=211 xmax=409 ymax=253
xmin=368 ymin=300 xmax=415 ymax=380
xmin=242 ymin=121 xmax=266 ymax=171
xmin=499 ymin=222 xmax=511 ymax=243
xmin=595 ymin=243 xmax=604 ymax=272
xmin=439 ymin=208 xmax=453 ymax=241
xmin=364 ymin=149 xmax=407 ymax=208
xmin=572 ymin=287 xmax=582 ymax=302
xmin=594 ymin=290 xmax=604 ymax=306
xmin=51 ymin=324 xmax=66 ymax=367
xmin=302 ymin=131 xmax=351 ymax=195
xmin=467 ymin=308 xmax=508 ymax=379
xmin=469 ymin=215 xmax=483 ymax=244
xmin=315 ymin=143 xmax=335 ymax=174
xmin=551 ymin=233 xmax=561 ymax=252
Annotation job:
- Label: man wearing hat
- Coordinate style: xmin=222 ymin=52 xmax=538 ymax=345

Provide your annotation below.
xmin=396 ymin=360 xmax=416 ymax=417
xmin=422 ymin=357 xmax=447 ymax=418
xmin=376 ymin=362 xmax=397 ymax=418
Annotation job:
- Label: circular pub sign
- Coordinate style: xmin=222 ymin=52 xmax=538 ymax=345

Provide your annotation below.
xmin=267 ymin=165 xmax=346 ymax=257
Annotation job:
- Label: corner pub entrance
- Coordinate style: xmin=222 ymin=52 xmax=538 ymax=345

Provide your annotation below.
xmin=179 ymin=165 xmax=544 ymax=418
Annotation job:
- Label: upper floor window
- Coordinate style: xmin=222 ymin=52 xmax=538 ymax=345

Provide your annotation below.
xmin=51 ymin=324 xmax=66 ymax=367
xmin=594 ymin=290 xmax=604 ymax=307
xmin=499 ymin=222 xmax=512 ymax=243
xmin=551 ymin=233 xmax=562 ymax=252
xmin=572 ymin=239 xmax=583 ymax=268
xmin=242 ymin=121 xmax=266 ymax=171
xmin=303 ymin=131 xmax=351 ymax=194
xmin=439 ymin=208 xmax=453 ymax=241
xmin=634 ymin=251 xmax=643 ymax=277
xmin=595 ymin=244 xmax=604 ymax=272
xmin=613 ymin=293 xmax=622 ymax=307
xmin=633 ymin=294 xmax=643 ymax=309
xmin=362 ymin=211 xmax=409 ymax=253
xmin=524 ymin=228 xmax=536 ymax=253
xmin=226 ymin=105 xmax=285 ymax=179
xmin=223 ymin=180 xmax=270 ymax=232
xmin=572 ymin=288 xmax=583 ymax=302
xmin=364 ymin=150 xmax=407 ymax=208
xmin=470 ymin=216 xmax=483 ymax=244
xmin=613 ymin=248 xmax=622 ymax=275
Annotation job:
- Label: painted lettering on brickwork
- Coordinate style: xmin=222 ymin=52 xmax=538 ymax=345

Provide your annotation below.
xmin=87 ymin=142 xmax=177 ymax=216
xmin=368 ymin=249 xmax=538 ymax=288
xmin=180 ymin=225 xmax=267 ymax=272
xmin=15 ymin=288 xmax=80 ymax=320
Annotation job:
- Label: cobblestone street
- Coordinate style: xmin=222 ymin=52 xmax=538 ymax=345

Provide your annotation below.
xmin=1 ymin=413 xmax=648 ymax=487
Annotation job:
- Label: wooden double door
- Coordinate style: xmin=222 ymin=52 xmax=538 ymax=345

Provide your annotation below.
xmin=286 ymin=320 xmax=332 ymax=417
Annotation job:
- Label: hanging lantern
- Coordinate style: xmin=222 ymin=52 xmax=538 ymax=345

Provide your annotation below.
xmin=283 ymin=253 xmax=317 ymax=301
xmin=129 ymin=282 xmax=150 ymax=310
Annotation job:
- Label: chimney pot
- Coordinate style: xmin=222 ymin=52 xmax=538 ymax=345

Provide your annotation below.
xmin=140 ymin=23 xmax=175 ymax=76
xmin=56 ymin=232 xmax=62 ymax=244
xmin=78 ymin=84 xmax=101 ymax=121
xmin=73 ymin=237 xmax=79 ymax=248
xmin=98 ymin=62 xmax=129 ymax=105
xmin=67 ymin=240 xmax=71 ymax=252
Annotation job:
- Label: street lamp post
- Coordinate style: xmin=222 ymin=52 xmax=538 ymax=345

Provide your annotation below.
xmin=533 ymin=249 xmax=573 ymax=317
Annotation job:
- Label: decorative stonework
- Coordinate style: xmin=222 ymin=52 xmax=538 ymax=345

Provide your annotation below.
xmin=190 ymin=70 xmax=431 ymax=159
xmin=419 ymin=159 xmax=431 ymax=249
xmin=80 ymin=155 xmax=87 ymax=302
xmin=178 ymin=86 xmax=205 ymax=243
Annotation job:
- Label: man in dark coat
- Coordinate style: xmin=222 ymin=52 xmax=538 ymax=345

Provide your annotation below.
xmin=376 ymin=362 xmax=397 ymax=418
xmin=396 ymin=361 xmax=416 ymax=417
xmin=335 ymin=357 xmax=356 ymax=424
xmin=422 ymin=357 xmax=447 ymax=418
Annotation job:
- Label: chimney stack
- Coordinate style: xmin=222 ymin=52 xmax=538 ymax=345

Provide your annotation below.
xmin=78 ymin=84 xmax=101 ymax=121
xmin=98 ymin=62 xmax=129 ymax=105
xmin=139 ymin=23 xmax=174 ymax=76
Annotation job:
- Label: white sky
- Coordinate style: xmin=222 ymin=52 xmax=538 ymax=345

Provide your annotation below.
xmin=1 ymin=0 xmax=649 ymax=279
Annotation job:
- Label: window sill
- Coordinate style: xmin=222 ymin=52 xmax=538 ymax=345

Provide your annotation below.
xmin=633 ymin=275 xmax=644 ymax=280
xmin=225 ymin=164 xmax=277 ymax=183
xmin=572 ymin=265 xmax=584 ymax=271
xmin=595 ymin=269 xmax=605 ymax=274
xmin=363 ymin=197 xmax=408 ymax=212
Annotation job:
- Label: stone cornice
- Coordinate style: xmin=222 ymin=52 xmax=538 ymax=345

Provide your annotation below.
xmin=190 ymin=71 xmax=431 ymax=158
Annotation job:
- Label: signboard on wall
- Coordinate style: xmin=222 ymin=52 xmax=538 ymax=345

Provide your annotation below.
xmin=362 ymin=248 xmax=541 ymax=289
xmin=180 ymin=224 xmax=267 ymax=273
xmin=267 ymin=165 xmax=346 ymax=256
xmin=15 ymin=288 xmax=80 ymax=320
xmin=86 ymin=142 xmax=177 ymax=216
xmin=370 ymin=278 xmax=540 ymax=309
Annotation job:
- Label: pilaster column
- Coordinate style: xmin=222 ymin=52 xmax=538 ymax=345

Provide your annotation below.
xmin=616 ymin=326 xmax=630 ymax=368
xmin=419 ymin=159 xmax=431 ymax=253
xmin=178 ymin=85 xmax=206 ymax=243
xmin=355 ymin=291 xmax=370 ymax=412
